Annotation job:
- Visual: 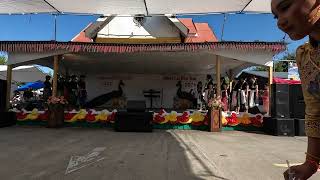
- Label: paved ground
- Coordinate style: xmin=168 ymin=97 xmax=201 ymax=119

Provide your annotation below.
xmin=0 ymin=126 xmax=319 ymax=180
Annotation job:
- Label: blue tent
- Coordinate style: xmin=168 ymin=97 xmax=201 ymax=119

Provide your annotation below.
xmin=17 ymin=81 xmax=44 ymax=91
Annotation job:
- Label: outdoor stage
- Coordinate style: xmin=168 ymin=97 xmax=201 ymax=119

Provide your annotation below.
xmin=2 ymin=41 xmax=284 ymax=132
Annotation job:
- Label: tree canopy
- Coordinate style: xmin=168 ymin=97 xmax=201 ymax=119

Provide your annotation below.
xmin=253 ymin=52 xmax=295 ymax=72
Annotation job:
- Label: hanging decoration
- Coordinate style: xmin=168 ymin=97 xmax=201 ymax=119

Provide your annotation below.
xmin=14 ymin=108 xmax=264 ymax=128
xmin=0 ymin=41 xmax=286 ymax=54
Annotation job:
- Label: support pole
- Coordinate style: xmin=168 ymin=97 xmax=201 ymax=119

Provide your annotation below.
xmin=210 ymin=55 xmax=222 ymax=132
xmin=52 ymin=55 xmax=59 ymax=97
xmin=268 ymin=65 xmax=273 ymax=115
xmin=216 ymin=55 xmax=221 ymax=96
xmin=5 ymin=65 xmax=12 ymax=110
xmin=268 ymin=65 xmax=273 ymax=86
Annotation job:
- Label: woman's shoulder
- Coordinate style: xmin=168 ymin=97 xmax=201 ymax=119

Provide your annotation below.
xmin=296 ymin=42 xmax=313 ymax=66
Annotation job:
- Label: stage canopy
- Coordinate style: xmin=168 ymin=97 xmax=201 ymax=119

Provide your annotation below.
xmin=3 ymin=41 xmax=285 ymax=76
xmin=0 ymin=0 xmax=271 ymax=15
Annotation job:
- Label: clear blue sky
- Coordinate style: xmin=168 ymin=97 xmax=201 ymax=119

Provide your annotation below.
xmin=0 ymin=13 xmax=307 ymax=59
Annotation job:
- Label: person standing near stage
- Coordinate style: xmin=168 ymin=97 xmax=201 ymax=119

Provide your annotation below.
xmin=78 ymin=75 xmax=87 ymax=108
xmin=272 ymin=0 xmax=320 ymax=179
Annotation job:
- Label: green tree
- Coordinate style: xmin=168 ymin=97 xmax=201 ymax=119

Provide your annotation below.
xmin=0 ymin=56 xmax=6 ymax=65
xmin=253 ymin=52 xmax=295 ymax=72
xmin=281 ymin=52 xmax=296 ymax=60
xmin=274 ymin=61 xmax=288 ymax=72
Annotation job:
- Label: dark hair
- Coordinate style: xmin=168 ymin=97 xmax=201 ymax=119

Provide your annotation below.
xmin=207 ymin=75 xmax=212 ymax=79
xmin=310 ymin=36 xmax=318 ymax=48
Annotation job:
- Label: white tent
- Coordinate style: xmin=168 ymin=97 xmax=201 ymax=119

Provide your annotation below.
xmin=0 ymin=65 xmax=47 ymax=83
xmin=0 ymin=0 xmax=271 ymax=15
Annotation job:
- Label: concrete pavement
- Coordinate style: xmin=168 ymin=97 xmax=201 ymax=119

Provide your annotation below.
xmin=0 ymin=126 xmax=319 ymax=180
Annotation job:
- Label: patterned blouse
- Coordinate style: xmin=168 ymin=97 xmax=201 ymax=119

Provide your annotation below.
xmin=296 ymin=43 xmax=320 ymax=138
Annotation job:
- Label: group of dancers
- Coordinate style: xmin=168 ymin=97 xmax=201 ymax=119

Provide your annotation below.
xmin=43 ymin=74 xmax=87 ymax=108
xmin=194 ymin=75 xmax=269 ymax=113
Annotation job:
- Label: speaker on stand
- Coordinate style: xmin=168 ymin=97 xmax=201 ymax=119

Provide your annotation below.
xmin=271 ymin=84 xmax=290 ymax=118
xmin=289 ymin=84 xmax=305 ymax=119
xmin=289 ymin=84 xmax=306 ymax=136
xmin=264 ymin=84 xmax=294 ymax=136
xmin=114 ymin=100 xmax=153 ymax=132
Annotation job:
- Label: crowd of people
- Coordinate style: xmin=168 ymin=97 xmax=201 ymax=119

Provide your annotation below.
xmin=194 ymin=75 xmax=269 ymax=114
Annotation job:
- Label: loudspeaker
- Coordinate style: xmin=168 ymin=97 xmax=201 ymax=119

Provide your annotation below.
xmin=127 ymin=100 xmax=146 ymax=112
xmin=0 ymin=112 xmax=16 ymax=127
xmin=263 ymin=118 xmax=295 ymax=136
xmin=114 ymin=112 xmax=153 ymax=132
xmin=295 ymin=119 xmax=306 ymax=136
xmin=271 ymin=84 xmax=290 ymax=118
xmin=289 ymin=85 xmax=305 ymax=119
xmin=0 ymin=80 xmax=7 ymax=112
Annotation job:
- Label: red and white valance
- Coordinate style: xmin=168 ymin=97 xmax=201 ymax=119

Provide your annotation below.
xmin=0 ymin=41 xmax=286 ymax=54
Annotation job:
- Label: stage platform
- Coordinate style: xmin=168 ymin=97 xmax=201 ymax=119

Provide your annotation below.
xmin=16 ymin=120 xmax=263 ymax=132
xmin=12 ymin=108 xmax=265 ymax=132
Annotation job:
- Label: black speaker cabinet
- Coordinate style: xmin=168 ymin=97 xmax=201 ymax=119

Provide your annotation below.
xmin=289 ymin=85 xmax=305 ymax=119
xmin=127 ymin=100 xmax=146 ymax=112
xmin=264 ymin=118 xmax=295 ymax=136
xmin=295 ymin=119 xmax=306 ymax=136
xmin=271 ymin=84 xmax=290 ymax=118
xmin=0 ymin=112 xmax=17 ymax=127
xmin=114 ymin=111 xmax=153 ymax=132
xmin=0 ymin=80 xmax=7 ymax=112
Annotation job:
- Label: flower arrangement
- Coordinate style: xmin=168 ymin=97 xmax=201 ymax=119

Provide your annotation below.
xmin=47 ymin=96 xmax=67 ymax=128
xmin=47 ymin=96 xmax=68 ymax=105
xmin=208 ymin=96 xmax=224 ymax=110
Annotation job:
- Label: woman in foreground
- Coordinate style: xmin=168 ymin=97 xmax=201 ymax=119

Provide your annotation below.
xmin=271 ymin=0 xmax=320 ymax=179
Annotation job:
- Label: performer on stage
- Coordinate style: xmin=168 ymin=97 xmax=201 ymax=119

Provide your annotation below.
xmin=204 ymin=75 xmax=213 ymax=90
xmin=221 ymin=82 xmax=229 ymax=111
xmin=240 ymin=78 xmax=249 ymax=112
xmin=204 ymin=82 xmax=215 ymax=107
xmin=69 ymin=75 xmax=79 ymax=108
xmin=232 ymin=78 xmax=249 ymax=113
xmin=78 ymin=75 xmax=87 ymax=108
xmin=248 ymin=76 xmax=259 ymax=109
xmin=195 ymin=81 xmax=204 ymax=109
xmin=43 ymin=75 xmax=52 ymax=101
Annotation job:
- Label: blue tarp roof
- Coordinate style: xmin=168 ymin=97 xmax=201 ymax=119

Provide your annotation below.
xmin=17 ymin=81 xmax=44 ymax=91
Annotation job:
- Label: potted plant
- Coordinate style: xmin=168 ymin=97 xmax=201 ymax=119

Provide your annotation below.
xmin=47 ymin=96 xmax=67 ymax=128
xmin=208 ymin=96 xmax=224 ymax=132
